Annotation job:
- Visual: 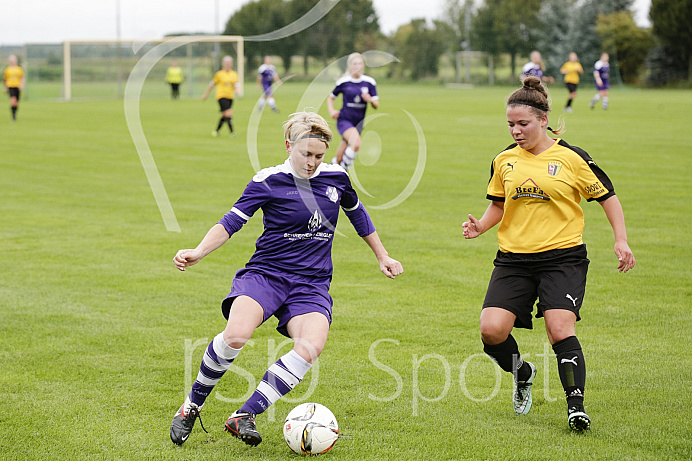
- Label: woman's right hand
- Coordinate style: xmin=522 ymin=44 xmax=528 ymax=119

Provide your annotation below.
xmin=329 ymin=109 xmax=340 ymax=120
xmin=462 ymin=214 xmax=483 ymax=239
xmin=173 ymin=249 xmax=204 ymax=271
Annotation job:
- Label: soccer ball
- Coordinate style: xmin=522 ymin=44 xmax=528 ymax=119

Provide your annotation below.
xmin=283 ymin=403 xmax=339 ymax=456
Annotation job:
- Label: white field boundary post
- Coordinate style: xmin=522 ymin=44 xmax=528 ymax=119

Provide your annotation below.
xmin=237 ymin=37 xmax=245 ymax=97
xmin=60 ymin=37 xmax=244 ymax=103
xmin=63 ymin=41 xmax=71 ymax=101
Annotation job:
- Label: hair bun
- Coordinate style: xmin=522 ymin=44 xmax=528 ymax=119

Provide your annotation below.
xmin=522 ymin=76 xmax=542 ymax=89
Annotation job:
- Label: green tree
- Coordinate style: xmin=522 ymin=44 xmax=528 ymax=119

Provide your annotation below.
xmin=285 ymin=0 xmax=380 ymax=74
xmin=394 ymin=19 xmax=446 ymax=80
xmin=224 ymin=0 xmax=289 ymax=72
xmin=439 ymin=0 xmax=475 ymax=75
xmin=596 ymin=11 xmax=654 ymax=84
xmin=535 ymin=0 xmax=578 ymax=78
xmin=650 ymin=0 xmax=692 ymax=82
xmin=569 ymin=0 xmax=634 ymax=74
xmin=472 ymin=0 xmax=541 ymax=79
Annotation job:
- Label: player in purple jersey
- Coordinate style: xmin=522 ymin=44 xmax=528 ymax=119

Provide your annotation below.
xmin=327 ymin=52 xmax=379 ymax=170
xmin=520 ymin=51 xmax=554 ymax=84
xmin=257 ymin=56 xmax=280 ymax=113
xmin=589 ymin=53 xmax=610 ymax=110
xmin=170 ymin=111 xmax=403 ymax=448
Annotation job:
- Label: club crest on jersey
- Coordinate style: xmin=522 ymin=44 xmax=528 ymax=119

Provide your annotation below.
xmin=548 ymin=161 xmax=562 ymax=176
xmin=308 ymin=210 xmax=322 ymax=232
xmin=512 ymin=178 xmax=551 ymax=201
xmin=325 ymin=186 xmax=339 ymax=203
xmin=361 ymin=86 xmax=369 ymax=95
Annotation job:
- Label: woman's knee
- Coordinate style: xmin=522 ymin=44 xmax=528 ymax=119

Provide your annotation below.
xmin=293 ymin=340 xmax=324 ymax=363
xmin=222 ymin=328 xmax=251 ymax=349
xmin=479 ymin=308 xmax=514 ymax=345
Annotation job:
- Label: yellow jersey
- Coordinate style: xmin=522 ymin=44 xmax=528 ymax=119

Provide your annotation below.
xmin=212 ymin=70 xmax=239 ymax=100
xmin=165 ymin=66 xmax=183 ymax=84
xmin=486 ymin=139 xmax=614 ymax=254
xmin=560 ymin=61 xmax=583 ymax=85
xmin=3 ymin=65 xmax=24 ymax=88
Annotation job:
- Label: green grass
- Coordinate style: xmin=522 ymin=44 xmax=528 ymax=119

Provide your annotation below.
xmin=1 ymin=82 xmax=691 ymax=460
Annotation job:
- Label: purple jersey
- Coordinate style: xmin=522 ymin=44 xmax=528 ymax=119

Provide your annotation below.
xmin=218 ymin=159 xmax=375 ymax=279
xmin=258 ymin=63 xmax=277 ymax=91
xmin=330 ymin=75 xmax=378 ymax=125
xmin=521 ymin=62 xmax=543 ymax=80
xmin=594 ymin=60 xmax=610 ymax=88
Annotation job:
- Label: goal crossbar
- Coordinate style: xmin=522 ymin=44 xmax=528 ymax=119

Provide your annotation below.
xmin=62 ymin=35 xmax=244 ymax=101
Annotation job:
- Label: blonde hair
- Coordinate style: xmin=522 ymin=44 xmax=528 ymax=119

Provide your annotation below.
xmin=345 ymin=52 xmax=364 ymax=77
xmin=283 ymin=111 xmax=333 ymax=148
xmin=508 ymin=76 xmax=565 ymax=135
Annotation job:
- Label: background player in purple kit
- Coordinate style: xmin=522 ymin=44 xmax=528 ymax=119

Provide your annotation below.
xmin=169 ymin=111 xmax=403 ymax=448
xmin=257 ymin=56 xmax=280 ymax=113
xmin=520 ymin=51 xmax=554 ymax=84
xmin=589 ymin=53 xmax=610 ymax=110
xmin=327 ymin=52 xmax=379 ymax=170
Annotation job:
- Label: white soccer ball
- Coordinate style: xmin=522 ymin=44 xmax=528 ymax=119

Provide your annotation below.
xmin=283 ymin=403 xmax=339 ymax=456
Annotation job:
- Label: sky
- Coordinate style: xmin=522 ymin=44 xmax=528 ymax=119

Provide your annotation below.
xmin=0 ymin=0 xmax=651 ymax=46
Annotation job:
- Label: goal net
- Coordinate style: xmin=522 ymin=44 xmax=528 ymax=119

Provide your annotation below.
xmin=23 ymin=36 xmax=244 ymax=101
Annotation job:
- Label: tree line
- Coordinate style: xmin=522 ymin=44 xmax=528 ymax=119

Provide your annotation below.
xmin=222 ymin=0 xmax=691 ymax=86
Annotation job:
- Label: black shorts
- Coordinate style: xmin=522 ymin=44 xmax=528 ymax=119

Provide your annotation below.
xmin=8 ymin=87 xmax=20 ymax=99
xmin=482 ymin=245 xmax=590 ymax=329
xmin=218 ymin=98 xmax=233 ymax=112
xmin=565 ymin=83 xmax=578 ymax=93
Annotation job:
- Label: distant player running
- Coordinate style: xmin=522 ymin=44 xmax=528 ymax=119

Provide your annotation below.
xmin=202 ymin=56 xmax=239 ymax=136
xmin=3 ymin=55 xmax=25 ymax=121
xmin=560 ymin=52 xmax=584 ymax=113
xmin=589 ymin=53 xmax=610 ymax=110
xmin=257 ymin=56 xmax=280 ymax=112
xmin=327 ymin=52 xmax=379 ymax=170
xmin=169 ymin=111 xmax=403 ymax=448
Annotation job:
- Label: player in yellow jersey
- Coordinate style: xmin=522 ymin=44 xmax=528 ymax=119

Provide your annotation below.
xmin=202 ymin=56 xmax=239 ymax=137
xmin=560 ymin=52 xmax=584 ymax=113
xmin=3 ymin=55 xmax=25 ymax=121
xmin=165 ymin=61 xmax=184 ymax=100
xmin=463 ymin=76 xmax=635 ymax=432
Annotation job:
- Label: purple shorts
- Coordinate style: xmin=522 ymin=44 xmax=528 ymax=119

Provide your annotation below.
xmin=222 ymin=268 xmax=333 ymax=337
xmin=336 ymin=117 xmax=363 ymax=136
xmin=596 ymin=80 xmax=610 ymax=91
xmin=262 ymin=82 xmax=272 ymax=96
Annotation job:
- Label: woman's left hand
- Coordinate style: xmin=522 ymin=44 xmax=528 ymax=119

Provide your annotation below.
xmin=379 ymin=257 xmax=404 ymax=279
xmin=614 ymin=241 xmax=636 ymax=273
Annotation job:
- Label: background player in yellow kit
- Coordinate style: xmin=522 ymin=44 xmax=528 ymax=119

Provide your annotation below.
xmin=165 ymin=61 xmax=184 ymax=100
xmin=202 ymin=56 xmax=239 ymax=136
xmin=3 ymin=55 xmax=25 ymax=121
xmin=560 ymin=52 xmax=584 ymax=113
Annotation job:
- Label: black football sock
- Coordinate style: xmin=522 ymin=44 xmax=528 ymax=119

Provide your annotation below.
xmin=566 ymin=98 xmax=573 ymax=107
xmin=553 ymin=336 xmax=586 ymax=408
xmin=483 ymin=335 xmax=531 ymax=381
xmin=227 ymin=117 xmax=234 ymax=133
xmin=11 ymin=106 xmax=17 ymax=120
xmin=216 ymin=117 xmax=226 ymax=131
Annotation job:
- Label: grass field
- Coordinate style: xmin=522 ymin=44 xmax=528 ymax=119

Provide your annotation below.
xmin=1 ymin=81 xmax=691 ymax=460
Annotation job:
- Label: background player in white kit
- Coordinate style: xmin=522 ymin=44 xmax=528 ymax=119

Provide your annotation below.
xmin=327 ymin=52 xmax=379 ymax=170
xmin=257 ymin=56 xmax=280 ymax=113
